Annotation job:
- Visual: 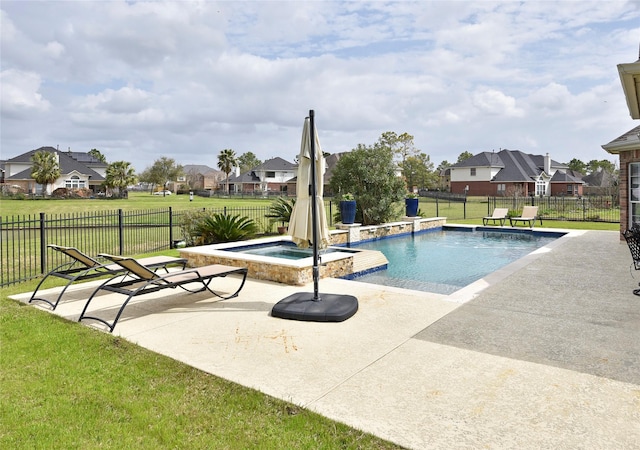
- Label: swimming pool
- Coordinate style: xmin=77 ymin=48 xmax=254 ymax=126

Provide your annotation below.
xmin=348 ymin=228 xmax=562 ymax=294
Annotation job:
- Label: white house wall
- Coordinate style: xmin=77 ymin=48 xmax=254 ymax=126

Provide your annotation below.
xmin=450 ymin=166 xmax=494 ymax=182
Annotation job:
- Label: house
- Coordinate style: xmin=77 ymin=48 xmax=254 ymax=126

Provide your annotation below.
xmin=228 ymin=157 xmax=297 ymax=194
xmin=582 ymin=167 xmax=617 ymax=196
xmin=449 ymin=149 xmax=584 ymax=197
xmin=602 ymin=125 xmax=640 ymax=232
xmin=3 ymin=146 xmax=106 ymax=194
xmin=602 ymin=51 xmax=640 ymax=235
xmin=182 ymin=164 xmax=225 ymax=190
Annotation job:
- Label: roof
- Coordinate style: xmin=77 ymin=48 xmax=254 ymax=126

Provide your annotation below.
xmin=582 ymin=168 xmax=615 ymax=187
xmin=183 ymin=164 xmax=221 ymax=176
xmin=601 ymin=125 xmax=640 ymax=153
xmin=252 ymin=157 xmax=296 ymax=171
xmin=228 ymin=170 xmax=260 ymax=183
xmin=452 ymin=151 xmax=504 ymax=168
xmin=66 ymin=151 xmax=108 ymax=167
xmin=550 ymin=170 xmax=584 ymax=184
xmin=6 ymin=147 xmax=104 ymax=181
xmin=452 ymin=149 xmax=565 ymax=183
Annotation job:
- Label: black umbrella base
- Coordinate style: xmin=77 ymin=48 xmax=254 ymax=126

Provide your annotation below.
xmin=271 ymin=292 xmax=358 ymax=322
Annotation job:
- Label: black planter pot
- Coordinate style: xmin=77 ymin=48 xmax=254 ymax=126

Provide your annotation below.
xmin=405 ymin=198 xmax=419 ymax=217
xmin=339 ymin=200 xmax=357 ymax=224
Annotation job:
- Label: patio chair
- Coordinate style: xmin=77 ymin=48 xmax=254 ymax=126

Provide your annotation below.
xmin=622 ymin=223 xmax=640 ymax=296
xmin=29 ymin=244 xmax=187 ymax=310
xmin=483 ymin=208 xmax=509 ymax=226
xmin=509 ymin=206 xmax=542 ymax=228
xmin=78 ymin=254 xmax=248 ymax=332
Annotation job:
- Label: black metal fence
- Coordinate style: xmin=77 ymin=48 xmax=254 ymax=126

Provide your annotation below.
xmin=1 ymin=196 xmax=618 ymax=287
xmin=415 ymin=195 xmax=619 ymax=223
xmin=0 ymin=203 xmax=339 ymax=287
xmin=487 ymin=195 xmax=619 ymax=222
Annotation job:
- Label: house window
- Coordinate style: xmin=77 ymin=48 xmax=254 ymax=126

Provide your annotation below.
xmin=470 ymin=168 xmax=476 ymax=176
xmin=567 ymin=184 xmax=573 ymax=195
xmin=535 ymin=179 xmax=546 ymax=196
xmin=65 ymin=175 xmax=85 ymax=189
xmin=266 ymin=171 xmax=276 ymax=178
xmin=630 ymin=163 xmax=640 ymax=225
xmin=497 ymin=183 xmax=505 ymax=193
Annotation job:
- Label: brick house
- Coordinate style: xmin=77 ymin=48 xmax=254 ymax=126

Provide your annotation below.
xmin=3 ymin=146 xmax=106 ymax=194
xmin=602 ymin=52 xmax=640 ymax=235
xmin=182 ymin=164 xmax=224 ymax=190
xmin=449 ymin=149 xmax=583 ymax=197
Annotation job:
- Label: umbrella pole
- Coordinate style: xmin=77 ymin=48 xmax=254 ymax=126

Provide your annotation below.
xmin=270 ymin=110 xmax=358 ymax=322
xmin=309 ymin=109 xmax=320 ymax=301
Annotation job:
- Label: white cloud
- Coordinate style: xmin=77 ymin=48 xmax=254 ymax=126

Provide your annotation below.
xmin=0 ymin=69 xmax=50 ymax=118
xmin=472 ymin=88 xmax=524 ymax=117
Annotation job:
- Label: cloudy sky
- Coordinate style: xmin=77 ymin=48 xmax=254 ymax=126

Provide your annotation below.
xmin=2 ymin=1 xmax=639 ymax=173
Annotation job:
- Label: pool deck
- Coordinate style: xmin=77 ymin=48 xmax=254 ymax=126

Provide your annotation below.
xmin=11 ymin=229 xmax=640 ymax=449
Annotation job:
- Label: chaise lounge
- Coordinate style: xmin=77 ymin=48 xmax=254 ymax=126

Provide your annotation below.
xmin=29 ymin=244 xmax=187 ymax=310
xmin=78 ymin=254 xmax=248 ymax=332
xmin=509 ymin=206 xmax=542 ymax=228
xmin=483 ymin=208 xmax=509 ymax=226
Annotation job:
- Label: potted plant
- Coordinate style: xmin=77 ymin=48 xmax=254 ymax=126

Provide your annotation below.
xmin=339 ymin=193 xmax=357 ymax=224
xmin=265 ymin=197 xmax=296 ymax=234
xmin=405 ymin=192 xmax=419 ymax=217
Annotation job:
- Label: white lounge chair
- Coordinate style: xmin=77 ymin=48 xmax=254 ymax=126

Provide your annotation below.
xmin=483 ymin=208 xmax=509 ymax=226
xmin=509 ymin=206 xmax=541 ymax=228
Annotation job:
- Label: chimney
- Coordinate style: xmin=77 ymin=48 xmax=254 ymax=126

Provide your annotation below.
xmin=235 ymin=166 xmax=240 ymax=177
xmin=544 ymin=153 xmax=551 ymax=175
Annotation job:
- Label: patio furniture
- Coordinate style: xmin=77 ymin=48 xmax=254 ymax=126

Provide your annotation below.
xmin=29 ymin=244 xmax=187 ymax=310
xmin=483 ymin=208 xmax=509 ymax=226
xmin=509 ymin=206 xmax=542 ymax=228
xmin=78 ymin=254 xmax=248 ymax=332
xmin=622 ymin=223 xmax=640 ymax=296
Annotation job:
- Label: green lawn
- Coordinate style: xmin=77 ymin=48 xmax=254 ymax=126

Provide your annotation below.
xmin=1 ymin=191 xmax=274 ymax=216
xmin=0 ymin=280 xmax=403 ymax=449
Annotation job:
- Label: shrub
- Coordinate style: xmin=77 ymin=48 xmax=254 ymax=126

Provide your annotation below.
xmin=183 ymin=211 xmax=258 ymax=246
xmin=265 ymin=197 xmax=296 ymax=226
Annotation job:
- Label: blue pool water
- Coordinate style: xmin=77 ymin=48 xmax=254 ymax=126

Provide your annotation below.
xmin=229 ymin=242 xmax=348 ymax=260
xmin=349 ymin=228 xmax=561 ymax=295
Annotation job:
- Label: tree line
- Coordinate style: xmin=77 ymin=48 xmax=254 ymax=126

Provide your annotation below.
xmin=29 ymin=136 xmax=617 ymax=203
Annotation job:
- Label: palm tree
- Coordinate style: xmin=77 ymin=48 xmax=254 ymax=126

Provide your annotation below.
xmin=217 ymin=149 xmax=238 ymax=194
xmin=30 ymin=150 xmax=61 ymax=196
xmin=105 ymin=161 xmax=137 ymax=198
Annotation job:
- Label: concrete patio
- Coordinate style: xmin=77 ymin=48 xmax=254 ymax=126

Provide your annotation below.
xmin=12 ymin=229 xmax=640 ymax=449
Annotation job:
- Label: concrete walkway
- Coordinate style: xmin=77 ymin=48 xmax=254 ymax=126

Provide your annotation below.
xmin=12 ymin=230 xmax=640 ymax=449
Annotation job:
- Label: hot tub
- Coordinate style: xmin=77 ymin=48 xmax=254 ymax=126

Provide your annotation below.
xmin=178 ymin=236 xmax=387 ymax=286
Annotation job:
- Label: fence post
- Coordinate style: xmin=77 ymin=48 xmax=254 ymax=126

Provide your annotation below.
xmin=169 ymin=206 xmax=174 ymax=249
xmin=118 ymin=209 xmax=124 ymax=255
xmin=329 ymin=200 xmax=333 ymax=226
xmin=463 ymin=198 xmax=467 ymax=219
xmin=436 ymin=197 xmax=439 ymax=217
xmin=40 ymin=212 xmax=46 ymax=274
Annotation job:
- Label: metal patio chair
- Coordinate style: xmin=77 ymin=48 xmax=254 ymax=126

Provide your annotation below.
xmin=622 ymin=223 xmax=640 ymax=296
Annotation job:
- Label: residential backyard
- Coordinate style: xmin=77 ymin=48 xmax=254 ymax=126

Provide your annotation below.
xmin=0 ymin=192 xmax=630 ymax=448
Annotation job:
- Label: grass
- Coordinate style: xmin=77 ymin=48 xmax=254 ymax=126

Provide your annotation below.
xmin=0 ymin=279 xmax=403 ymax=449
xmin=1 ymin=191 xmax=275 ymax=216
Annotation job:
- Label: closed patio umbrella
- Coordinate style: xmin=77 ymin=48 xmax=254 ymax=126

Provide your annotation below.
xmin=271 ymin=110 xmax=358 ymax=322
xmin=287 ymin=115 xmax=330 ymax=250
